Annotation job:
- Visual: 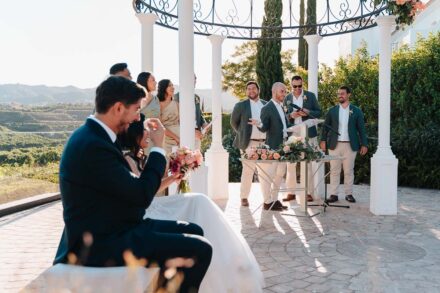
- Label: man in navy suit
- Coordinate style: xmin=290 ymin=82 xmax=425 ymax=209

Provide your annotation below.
xmin=53 ymin=76 xmax=212 ymax=293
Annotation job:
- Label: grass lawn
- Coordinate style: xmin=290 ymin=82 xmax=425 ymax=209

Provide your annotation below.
xmin=0 ymin=164 xmax=59 ymax=204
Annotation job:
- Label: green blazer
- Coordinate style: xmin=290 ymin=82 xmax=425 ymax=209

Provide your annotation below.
xmin=259 ymin=100 xmax=291 ymax=150
xmin=230 ymin=99 xmax=267 ymax=150
xmin=320 ymin=104 xmax=368 ymax=151
xmin=174 ymin=92 xmax=206 ymax=130
xmin=284 ymin=90 xmax=321 ymax=138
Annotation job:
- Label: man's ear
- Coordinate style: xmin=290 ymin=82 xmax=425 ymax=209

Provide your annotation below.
xmin=114 ymin=102 xmax=124 ymax=115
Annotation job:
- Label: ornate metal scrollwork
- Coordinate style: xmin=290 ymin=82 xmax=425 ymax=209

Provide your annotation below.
xmin=133 ymin=0 xmax=388 ymax=40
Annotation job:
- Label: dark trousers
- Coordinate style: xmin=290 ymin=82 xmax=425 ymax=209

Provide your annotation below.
xmin=142 ymin=219 xmax=213 ymax=293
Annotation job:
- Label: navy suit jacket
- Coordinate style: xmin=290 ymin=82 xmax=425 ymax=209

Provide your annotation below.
xmin=53 ymin=119 xmax=166 ymax=266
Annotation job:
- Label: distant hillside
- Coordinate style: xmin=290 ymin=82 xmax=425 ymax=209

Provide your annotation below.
xmin=0 ymin=84 xmax=95 ymax=105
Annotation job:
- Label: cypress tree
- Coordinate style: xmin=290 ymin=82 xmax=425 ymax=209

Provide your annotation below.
xmin=256 ymin=0 xmax=284 ymax=100
xmin=298 ymin=0 xmax=307 ymax=69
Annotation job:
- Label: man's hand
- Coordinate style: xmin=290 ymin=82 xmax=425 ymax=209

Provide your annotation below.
xmin=248 ymin=118 xmax=260 ymax=126
xmin=359 ymin=146 xmax=368 ymax=156
xmin=290 ymin=111 xmax=302 ymax=119
xmin=299 ymin=108 xmax=309 ymax=117
xmin=320 ymin=141 xmax=327 ymax=152
xmin=195 ymin=129 xmax=203 ymax=140
xmin=145 ymin=118 xmax=165 ymax=148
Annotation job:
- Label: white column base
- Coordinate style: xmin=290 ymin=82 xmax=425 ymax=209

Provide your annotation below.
xmin=370 ymin=150 xmax=398 ymax=215
xmin=205 ymin=149 xmax=229 ymax=200
xmin=189 ymin=163 xmax=208 ymax=195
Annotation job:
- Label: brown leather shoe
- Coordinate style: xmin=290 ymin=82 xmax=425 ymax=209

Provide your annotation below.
xmin=241 ymin=198 xmax=249 ymax=207
xmin=283 ymin=193 xmax=296 ymax=202
xmin=306 ymin=194 xmax=314 ymax=202
xmin=263 ymin=202 xmax=283 ymax=211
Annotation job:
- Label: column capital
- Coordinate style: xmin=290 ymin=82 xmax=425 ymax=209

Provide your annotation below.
xmin=207 ymin=34 xmax=226 ymax=46
xmin=376 ymin=15 xmax=397 ymax=27
xmin=136 ymin=13 xmax=158 ymax=25
xmin=304 ymin=34 xmax=323 ymax=46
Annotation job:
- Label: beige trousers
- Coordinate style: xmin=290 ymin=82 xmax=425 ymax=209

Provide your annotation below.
xmin=328 ymin=142 xmax=357 ymax=196
xmin=240 ymin=141 xmax=271 ymax=202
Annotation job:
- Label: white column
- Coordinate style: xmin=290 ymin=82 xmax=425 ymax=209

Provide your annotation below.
xmin=136 ymin=13 xmax=157 ymax=72
xmin=178 ymin=0 xmax=196 ymax=149
xmin=370 ymin=15 xmax=398 ymax=215
xmin=304 ymin=34 xmax=324 ymax=199
xmin=205 ymin=34 xmax=229 ymax=200
xmin=304 ymin=35 xmax=322 ymax=95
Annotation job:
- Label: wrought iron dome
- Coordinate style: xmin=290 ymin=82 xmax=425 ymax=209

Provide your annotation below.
xmin=133 ymin=0 xmax=389 ymax=40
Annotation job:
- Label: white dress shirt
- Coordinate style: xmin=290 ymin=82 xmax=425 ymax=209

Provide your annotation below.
xmin=272 ymin=99 xmax=288 ymax=139
xmin=291 ymin=91 xmax=304 ymax=125
xmin=249 ymin=99 xmax=266 ymax=140
xmin=338 ymin=105 xmax=350 ymax=142
xmin=88 ymin=115 xmax=165 ymax=157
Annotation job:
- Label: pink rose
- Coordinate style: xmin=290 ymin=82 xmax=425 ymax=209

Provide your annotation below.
xmin=261 ymin=154 xmax=268 ymax=160
xmin=273 ymin=153 xmax=281 ymax=160
xmin=283 ymin=145 xmax=290 ymax=152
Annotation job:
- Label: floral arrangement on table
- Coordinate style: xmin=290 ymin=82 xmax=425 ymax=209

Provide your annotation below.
xmin=372 ymin=0 xmax=426 ymax=26
xmin=242 ymin=136 xmax=324 ymax=163
xmin=243 ymin=144 xmax=281 ymax=161
xmin=168 ymin=146 xmax=204 ymax=193
xmin=279 ymin=136 xmax=324 ymax=163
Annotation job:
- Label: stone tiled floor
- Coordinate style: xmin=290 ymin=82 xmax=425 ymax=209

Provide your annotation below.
xmin=1 ymin=184 xmax=440 ymax=292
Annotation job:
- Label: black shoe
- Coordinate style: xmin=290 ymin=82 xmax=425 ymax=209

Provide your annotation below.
xmin=326 ymin=195 xmax=339 ymax=203
xmin=345 ymin=195 xmax=356 ymax=203
xmin=263 ymin=202 xmax=283 ymax=211
xmin=274 ymin=200 xmax=288 ymax=210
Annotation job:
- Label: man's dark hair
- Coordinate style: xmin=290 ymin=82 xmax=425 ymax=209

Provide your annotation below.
xmin=137 ymin=72 xmax=152 ymax=91
xmin=339 ymin=85 xmax=352 ymax=94
xmin=157 ymin=79 xmax=171 ymax=102
xmin=109 ymin=63 xmax=128 ymax=75
xmin=291 ymin=75 xmax=303 ymax=81
xmin=95 ymin=76 xmax=146 ymax=114
xmin=246 ymin=81 xmax=260 ymax=90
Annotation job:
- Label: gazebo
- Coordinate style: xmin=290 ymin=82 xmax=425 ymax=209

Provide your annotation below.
xmin=133 ymin=0 xmax=399 ymax=215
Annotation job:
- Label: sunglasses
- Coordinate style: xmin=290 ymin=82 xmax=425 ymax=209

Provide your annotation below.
xmin=292 ymin=85 xmax=302 ymax=89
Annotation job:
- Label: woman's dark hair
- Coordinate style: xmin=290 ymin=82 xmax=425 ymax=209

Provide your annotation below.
xmin=137 ymin=72 xmax=152 ymax=91
xmin=157 ymin=79 xmax=171 ymax=102
xmin=95 ymin=76 xmax=145 ymax=114
xmin=119 ymin=113 xmax=146 ymax=166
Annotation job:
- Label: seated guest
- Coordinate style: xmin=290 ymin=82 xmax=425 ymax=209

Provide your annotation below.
xmin=118 ymin=113 xmax=180 ymax=194
xmin=53 ymin=76 xmax=212 ymax=293
xmin=109 ymin=62 xmax=132 ymax=80
xmin=157 ymin=79 xmax=180 ymax=154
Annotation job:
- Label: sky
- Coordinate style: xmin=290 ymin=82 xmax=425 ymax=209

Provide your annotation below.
xmin=0 ymin=0 xmax=344 ymax=89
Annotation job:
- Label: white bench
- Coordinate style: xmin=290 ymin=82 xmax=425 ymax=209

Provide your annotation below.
xmin=21 ymin=264 xmax=159 ymax=293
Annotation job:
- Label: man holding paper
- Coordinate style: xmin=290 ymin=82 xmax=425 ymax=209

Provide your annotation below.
xmin=283 ymin=75 xmax=321 ymax=202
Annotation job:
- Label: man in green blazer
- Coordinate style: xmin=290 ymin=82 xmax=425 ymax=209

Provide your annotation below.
xmin=249 ymin=82 xmax=290 ymax=211
xmin=230 ymin=81 xmax=268 ymax=207
xmin=320 ymin=86 xmax=368 ymax=203
xmin=283 ymin=75 xmax=321 ymax=202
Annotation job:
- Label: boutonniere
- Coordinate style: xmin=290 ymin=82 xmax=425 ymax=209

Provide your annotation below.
xmin=303 ymin=95 xmax=308 ymax=101
xmin=349 ymin=109 xmax=353 ymax=116
xmin=283 ymin=106 xmax=288 ymax=113
xmin=286 ymin=100 xmax=292 ymax=106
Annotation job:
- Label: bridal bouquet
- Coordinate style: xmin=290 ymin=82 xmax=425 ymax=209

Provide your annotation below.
xmin=169 ymin=146 xmax=203 ymax=193
xmin=242 ymin=145 xmax=280 ymax=161
xmin=279 ymin=136 xmax=324 ymax=163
